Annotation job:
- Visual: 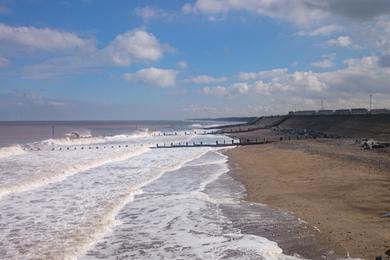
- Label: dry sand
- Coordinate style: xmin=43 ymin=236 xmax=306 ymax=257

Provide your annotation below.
xmin=225 ymin=138 xmax=390 ymax=259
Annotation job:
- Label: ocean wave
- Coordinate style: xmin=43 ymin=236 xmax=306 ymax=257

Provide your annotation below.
xmin=66 ymin=148 xmax=212 ymax=259
xmin=0 ymin=147 xmax=150 ymax=199
xmin=0 ymin=145 xmax=26 ymax=159
xmin=40 ymin=130 xmax=152 ymax=146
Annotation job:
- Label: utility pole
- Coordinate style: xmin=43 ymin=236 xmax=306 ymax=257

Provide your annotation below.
xmin=369 ymin=94 xmax=373 ymax=111
xmin=320 ymin=98 xmax=324 ymax=110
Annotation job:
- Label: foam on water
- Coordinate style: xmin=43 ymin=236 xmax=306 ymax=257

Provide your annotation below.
xmin=0 ymin=140 xmax=213 ymax=259
xmin=81 ymin=148 xmax=301 ymax=260
xmin=0 ymin=131 xmax=197 ymax=199
xmin=0 ymin=144 xmax=26 ymax=159
xmin=39 ymin=130 xmax=152 ymax=146
xmin=0 ymin=146 xmax=149 ymax=199
xmin=0 ymin=131 xmax=306 ymax=259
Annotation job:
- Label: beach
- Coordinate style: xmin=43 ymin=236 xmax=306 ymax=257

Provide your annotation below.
xmin=225 ymin=137 xmax=390 ymax=259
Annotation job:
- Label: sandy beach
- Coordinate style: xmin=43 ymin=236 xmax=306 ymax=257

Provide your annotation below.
xmin=225 ymin=138 xmax=390 ymax=259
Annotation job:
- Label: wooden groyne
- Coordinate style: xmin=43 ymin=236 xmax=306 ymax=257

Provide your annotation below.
xmin=152 ymin=138 xmax=273 ymax=149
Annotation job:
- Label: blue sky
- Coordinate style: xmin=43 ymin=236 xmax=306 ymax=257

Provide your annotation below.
xmin=0 ymin=0 xmax=390 ymax=120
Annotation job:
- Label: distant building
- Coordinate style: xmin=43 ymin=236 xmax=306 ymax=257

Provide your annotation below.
xmin=334 ymin=109 xmax=351 ymax=115
xmin=294 ymin=110 xmax=316 ymax=116
xmin=351 ymin=108 xmax=368 ymax=115
xmin=317 ymin=110 xmax=333 ymax=115
xmin=370 ymin=109 xmax=390 ymax=115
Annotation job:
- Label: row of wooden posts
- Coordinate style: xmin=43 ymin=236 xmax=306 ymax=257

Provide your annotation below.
xmin=155 ymin=138 xmax=272 ymax=148
xmin=22 ymin=135 xmax=316 ymax=152
xmin=23 ymin=144 xmax=145 ymax=152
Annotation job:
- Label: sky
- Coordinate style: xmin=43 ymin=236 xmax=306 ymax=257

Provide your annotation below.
xmin=0 ymin=0 xmax=390 ymax=120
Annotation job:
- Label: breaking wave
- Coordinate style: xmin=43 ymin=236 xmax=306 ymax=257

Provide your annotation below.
xmin=0 ymin=145 xmax=26 ymax=159
xmin=40 ymin=130 xmax=152 ymax=146
xmin=0 ymin=147 xmax=149 ymax=199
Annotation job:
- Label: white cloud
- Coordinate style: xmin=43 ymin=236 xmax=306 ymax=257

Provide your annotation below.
xmin=202 ymin=70 xmax=327 ymax=97
xmin=186 ymin=75 xmax=227 ymax=84
xmin=21 ymin=29 xmax=171 ymax=78
xmin=182 ymin=1 xmax=390 ymax=56
xmin=0 ymin=55 xmax=8 ymax=68
xmin=202 ymin=86 xmax=229 ymax=96
xmin=298 ymin=24 xmax=343 ymax=36
xmin=326 ymin=35 xmax=360 ymax=49
xmin=0 ymin=23 xmax=95 ymax=52
xmin=177 ymin=61 xmax=188 ymax=69
xmin=232 ymin=82 xmax=250 ymax=94
xmin=292 ymin=71 xmax=327 ymax=92
xmin=123 ymin=67 xmax=177 ymax=87
xmin=320 ymin=56 xmax=390 ymax=94
xmin=103 ymin=30 xmax=168 ymax=66
xmin=203 ymin=55 xmax=389 ymax=99
xmin=311 ymin=59 xmax=334 ymax=68
xmin=135 ymin=6 xmax=172 ymax=22
xmin=239 ymin=68 xmax=288 ymax=81
xmin=184 ymin=0 xmax=390 ymax=25
xmin=233 ymin=56 xmax=390 ymax=100
xmin=183 ymin=0 xmax=327 ymax=27
xmin=311 ymin=53 xmax=336 ymax=68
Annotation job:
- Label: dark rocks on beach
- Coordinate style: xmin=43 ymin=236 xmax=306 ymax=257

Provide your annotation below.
xmin=272 ymin=127 xmax=342 ymax=139
xmin=381 ymin=212 xmax=390 ymax=218
xmin=356 ymin=138 xmax=390 ymax=150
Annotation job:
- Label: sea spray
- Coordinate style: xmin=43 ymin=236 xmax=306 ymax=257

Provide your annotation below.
xmin=0 ymin=144 xmax=26 ymax=159
xmin=0 ymin=147 xmax=149 ymax=199
xmin=69 ymin=148 xmax=213 ymax=260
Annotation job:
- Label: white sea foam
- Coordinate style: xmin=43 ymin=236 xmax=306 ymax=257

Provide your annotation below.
xmin=72 ymin=149 xmax=212 ymax=260
xmin=0 ymin=132 xmax=306 ymax=260
xmin=0 ymin=144 xmax=26 ymax=159
xmin=40 ymin=130 xmax=151 ymax=146
xmin=0 ymin=147 xmax=149 ymax=199
xmin=80 ymin=144 xmax=302 ymax=260
xmin=0 ymin=139 xmax=213 ymax=259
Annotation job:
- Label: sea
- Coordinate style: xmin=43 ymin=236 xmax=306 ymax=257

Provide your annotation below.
xmin=0 ymin=121 xmax=333 ymax=260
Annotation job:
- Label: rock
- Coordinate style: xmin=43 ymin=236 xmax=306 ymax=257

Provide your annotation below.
xmin=382 ymin=212 xmax=390 ymax=218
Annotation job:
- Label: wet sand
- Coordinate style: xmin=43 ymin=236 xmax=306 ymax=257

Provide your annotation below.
xmin=224 ymin=138 xmax=390 ymax=259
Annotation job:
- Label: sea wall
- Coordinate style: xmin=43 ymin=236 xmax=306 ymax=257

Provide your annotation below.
xmin=278 ymin=114 xmax=390 ymax=142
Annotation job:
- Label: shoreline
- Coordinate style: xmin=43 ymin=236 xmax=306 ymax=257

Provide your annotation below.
xmin=223 ymin=139 xmax=390 ymax=259
xmin=223 ymin=156 xmax=340 ymax=260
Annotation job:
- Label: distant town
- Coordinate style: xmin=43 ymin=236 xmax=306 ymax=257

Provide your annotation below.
xmin=289 ymin=108 xmax=390 ymax=116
